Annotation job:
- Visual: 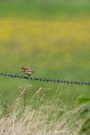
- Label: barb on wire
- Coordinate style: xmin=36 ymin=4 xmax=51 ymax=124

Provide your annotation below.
xmin=0 ymin=72 xmax=90 ymax=86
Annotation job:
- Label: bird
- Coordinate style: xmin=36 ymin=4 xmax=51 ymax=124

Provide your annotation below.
xmin=20 ymin=66 xmax=34 ymax=76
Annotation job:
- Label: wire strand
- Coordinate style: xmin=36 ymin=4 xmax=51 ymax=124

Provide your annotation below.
xmin=0 ymin=72 xmax=90 ymax=85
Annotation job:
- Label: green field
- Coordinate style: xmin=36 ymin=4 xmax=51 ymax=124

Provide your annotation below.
xmin=0 ymin=1 xmax=90 ymax=18
xmin=0 ymin=1 xmax=90 ymax=134
xmin=0 ymin=0 xmax=90 ymax=102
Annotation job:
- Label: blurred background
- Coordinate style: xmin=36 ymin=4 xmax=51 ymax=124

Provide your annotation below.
xmin=0 ymin=0 xmax=90 ymax=105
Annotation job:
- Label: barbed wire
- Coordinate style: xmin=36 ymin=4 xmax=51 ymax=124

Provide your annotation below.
xmin=0 ymin=72 xmax=90 ymax=86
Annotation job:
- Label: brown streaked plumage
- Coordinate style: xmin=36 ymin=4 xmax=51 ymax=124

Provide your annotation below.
xmin=20 ymin=66 xmax=34 ymax=76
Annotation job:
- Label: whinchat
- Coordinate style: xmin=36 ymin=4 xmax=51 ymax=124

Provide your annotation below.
xmin=20 ymin=66 xmax=34 ymax=76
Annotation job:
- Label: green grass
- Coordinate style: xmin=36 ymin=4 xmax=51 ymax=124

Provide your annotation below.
xmin=0 ymin=42 xmax=90 ymax=105
xmin=0 ymin=1 xmax=90 ymax=18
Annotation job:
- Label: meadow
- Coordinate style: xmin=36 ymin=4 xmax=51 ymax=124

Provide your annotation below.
xmin=0 ymin=18 xmax=90 ymax=104
xmin=0 ymin=1 xmax=90 ymax=134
